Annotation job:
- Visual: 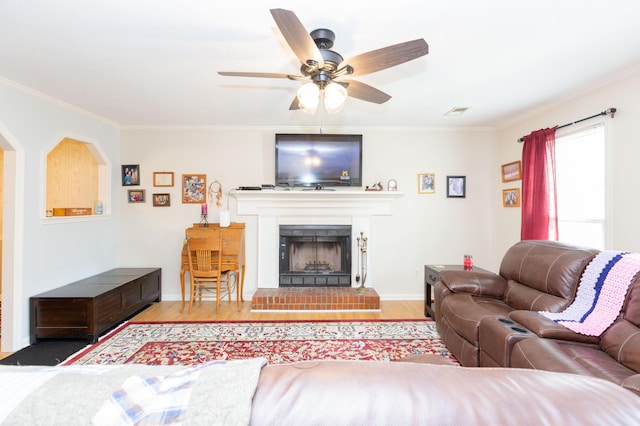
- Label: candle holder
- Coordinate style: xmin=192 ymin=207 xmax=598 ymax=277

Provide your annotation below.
xmin=200 ymin=202 xmax=209 ymax=226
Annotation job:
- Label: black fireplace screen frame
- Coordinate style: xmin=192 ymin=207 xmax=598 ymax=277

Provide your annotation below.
xmin=279 ymin=225 xmax=352 ymax=287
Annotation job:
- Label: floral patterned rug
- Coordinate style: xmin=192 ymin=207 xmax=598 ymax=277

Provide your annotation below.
xmin=63 ymin=319 xmax=457 ymax=366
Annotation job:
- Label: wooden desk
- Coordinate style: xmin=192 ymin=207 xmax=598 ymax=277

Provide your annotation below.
xmin=180 ymin=223 xmax=245 ymax=312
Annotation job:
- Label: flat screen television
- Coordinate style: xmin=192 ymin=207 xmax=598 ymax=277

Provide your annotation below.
xmin=275 ymin=134 xmax=363 ymax=188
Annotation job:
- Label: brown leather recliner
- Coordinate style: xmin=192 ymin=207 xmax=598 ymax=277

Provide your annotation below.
xmin=434 ymin=240 xmax=598 ymax=366
xmin=509 ymin=266 xmax=640 ymax=396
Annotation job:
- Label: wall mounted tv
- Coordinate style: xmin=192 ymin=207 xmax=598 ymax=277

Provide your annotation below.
xmin=275 ymin=134 xmax=363 ymax=188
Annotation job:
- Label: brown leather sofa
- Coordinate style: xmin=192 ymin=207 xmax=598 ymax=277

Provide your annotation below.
xmin=508 ymin=267 xmax=640 ymax=395
xmin=250 ymin=358 xmax=640 ymax=424
xmin=434 ymin=240 xmax=598 ymax=366
xmin=434 ymin=239 xmax=640 ymax=397
xmin=3 ymin=357 xmax=640 ymax=424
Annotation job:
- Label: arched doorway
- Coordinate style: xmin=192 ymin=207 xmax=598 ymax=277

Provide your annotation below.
xmin=0 ymin=122 xmax=24 ymax=353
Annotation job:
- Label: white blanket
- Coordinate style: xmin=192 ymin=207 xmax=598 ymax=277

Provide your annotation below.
xmin=0 ymin=358 xmax=266 ymax=425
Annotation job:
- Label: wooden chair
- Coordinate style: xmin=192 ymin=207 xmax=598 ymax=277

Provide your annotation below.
xmin=186 ymin=227 xmax=231 ymax=313
xmin=218 ymin=225 xmax=245 ymax=306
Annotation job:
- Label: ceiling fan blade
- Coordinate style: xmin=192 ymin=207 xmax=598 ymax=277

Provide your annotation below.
xmin=341 ymin=80 xmax=391 ymax=104
xmin=343 ymin=39 xmax=428 ymax=77
xmin=218 ymin=71 xmax=292 ymax=79
xmin=289 ymin=96 xmax=300 ymax=110
xmin=270 ymin=9 xmax=324 ymax=69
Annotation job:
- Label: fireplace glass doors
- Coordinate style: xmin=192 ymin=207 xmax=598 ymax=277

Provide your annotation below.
xmin=279 ymin=225 xmax=351 ymax=287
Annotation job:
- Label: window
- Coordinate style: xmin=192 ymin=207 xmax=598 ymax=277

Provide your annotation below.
xmin=555 ymin=124 xmax=605 ymax=249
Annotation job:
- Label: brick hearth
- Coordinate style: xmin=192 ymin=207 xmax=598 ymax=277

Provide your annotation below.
xmin=251 ymin=287 xmax=380 ymax=311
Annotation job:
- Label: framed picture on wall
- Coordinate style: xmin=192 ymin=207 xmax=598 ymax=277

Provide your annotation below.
xmin=501 ymin=161 xmax=522 ymax=182
xmin=153 ymin=193 xmax=171 ymax=207
xmin=503 ymin=188 xmax=521 ymax=207
xmin=446 ymin=176 xmax=466 ymax=198
xmin=127 ymin=189 xmax=145 ymax=203
xmin=182 ymin=174 xmax=206 ymax=204
xmin=121 ymin=164 xmax=140 ymax=186
xmin=153 ymin=171 xmax=174 ymax=187
xmin=418 ymin=173 xmax=436 ymax=194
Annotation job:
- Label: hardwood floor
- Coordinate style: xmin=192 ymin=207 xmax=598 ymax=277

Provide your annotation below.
xmin=131 ymin=299 xmax=426 ymax=322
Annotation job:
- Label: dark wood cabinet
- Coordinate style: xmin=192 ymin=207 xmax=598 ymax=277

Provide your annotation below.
xmin=30 ymin=268 xmax=161 ymax=343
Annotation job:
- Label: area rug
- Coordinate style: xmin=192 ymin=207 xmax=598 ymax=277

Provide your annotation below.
xmin=63 ymin=319 xmax=457 ymax=366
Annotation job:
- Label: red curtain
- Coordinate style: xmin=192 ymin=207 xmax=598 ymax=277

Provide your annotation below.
xmin=521 ymin=128 xmax=558 ymax=240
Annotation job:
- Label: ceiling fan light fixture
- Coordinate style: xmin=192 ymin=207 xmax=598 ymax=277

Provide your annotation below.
xmin=323 ymin=82 xmax=348 ymax=114
xmin=297 ymin=82 xmax=320 ymax=114
xmin=220 ymin=10 xmax=430 ymax=115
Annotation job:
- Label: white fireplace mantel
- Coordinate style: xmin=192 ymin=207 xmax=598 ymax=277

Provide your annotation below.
xmin=233 ymin=190 xmax=403 ymax=288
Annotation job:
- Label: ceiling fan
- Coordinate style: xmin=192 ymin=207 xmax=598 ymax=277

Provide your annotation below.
xmin=218 ymin=9 xmax=429 ymax=114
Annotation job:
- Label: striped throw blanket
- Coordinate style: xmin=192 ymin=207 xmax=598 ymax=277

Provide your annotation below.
xmin=91 ymin=358 xmax=266 ymax=426
xmin=539 ymin=250 xmax=640 ymax=336
xmin=92 ymin=362 xmax=209 ymax=425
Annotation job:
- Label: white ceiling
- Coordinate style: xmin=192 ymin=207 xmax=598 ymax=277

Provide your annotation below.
xmin=1 ymin=0 xmax=639 ymax=129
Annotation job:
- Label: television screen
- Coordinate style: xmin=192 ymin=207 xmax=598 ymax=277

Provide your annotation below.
xmin=275 ymin=134 xmax=362 ymax=187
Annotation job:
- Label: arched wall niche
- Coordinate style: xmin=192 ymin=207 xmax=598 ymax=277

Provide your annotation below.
xmin=44 ymin=136 xmax=110 ymax=218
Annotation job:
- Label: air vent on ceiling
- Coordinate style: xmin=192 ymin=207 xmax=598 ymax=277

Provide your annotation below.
xmin=445 ymin=107 xmax=470 ymax=116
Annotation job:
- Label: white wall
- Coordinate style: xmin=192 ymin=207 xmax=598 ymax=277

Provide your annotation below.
xmin=119 ymin=126 xmax=499 ymax=301
xmin=0 ymin=79 xmax=121 ymax=350
xmin=496 ymin=68 xmax=640 ymax=256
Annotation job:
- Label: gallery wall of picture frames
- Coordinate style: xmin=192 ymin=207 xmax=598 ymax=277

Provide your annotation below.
xmin=417 ymin=173 xmax=467 ymax=198
xmin=126 ymin=163 xmax=530 ymax=211
xmin=500 ymin=160 xmax=522 ymax=208
xmin=121 ymin=165 xmax=211 ymax=209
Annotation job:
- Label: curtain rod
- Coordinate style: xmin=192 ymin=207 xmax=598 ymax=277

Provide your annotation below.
xmin=517 ymin=107 xmax=617 ymax=143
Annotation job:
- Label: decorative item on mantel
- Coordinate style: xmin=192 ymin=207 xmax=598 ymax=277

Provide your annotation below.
xmin=365 ymin=182 xmax=383 ymax=191
xmin=356 ymin=231 xmax=368 ymax=292
xmin=207 ymin=180 xmax=231 ymax=227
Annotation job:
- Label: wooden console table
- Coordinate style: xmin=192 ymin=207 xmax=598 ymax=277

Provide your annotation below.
xmin=30 ymin=268 xmax=161 ymax=343
xmin=180 ymin=223 xmax=246 ymax=311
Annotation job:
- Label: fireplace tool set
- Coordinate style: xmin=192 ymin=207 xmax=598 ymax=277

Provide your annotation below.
xmin=355 ymin=231 xmax=368 ymax=292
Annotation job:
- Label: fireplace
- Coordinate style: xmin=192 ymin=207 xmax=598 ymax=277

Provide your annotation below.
xmin=279 ymin=225 xmax=351 ymax=287
xmin=233 ymin=190 xmax=402 ymax=289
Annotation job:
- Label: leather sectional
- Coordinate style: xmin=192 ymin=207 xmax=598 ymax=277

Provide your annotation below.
xmin=434 ymin=240 xmax=640 ymax=396
xmin=3 ymin=358 xmax=640 ymax=424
